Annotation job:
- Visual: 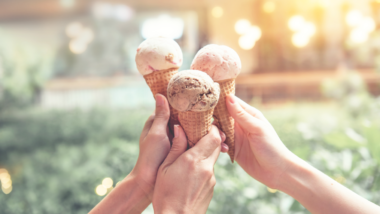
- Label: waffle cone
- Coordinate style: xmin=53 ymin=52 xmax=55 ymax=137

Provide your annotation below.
xmin=143 ymin=68 xmax=179 ymax=133
xmin=214 ymin=78 xmax=236 ymax=163
xmin=179 ymin=109 xmax=214 ymax=148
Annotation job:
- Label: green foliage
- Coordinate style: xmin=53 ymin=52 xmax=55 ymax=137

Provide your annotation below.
xmin=0 ymin=28 xmax=54 ymax=112
xmin=0 ymin=108 xmax=151 ymax=213
xmin=0 ymin=70 xmax=379 ymax=213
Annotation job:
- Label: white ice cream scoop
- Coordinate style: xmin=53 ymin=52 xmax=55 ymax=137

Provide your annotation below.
xmin=135 ymin=37 xmax=183 ymax=75
xmin=191 ymin=44 xmax=241 ymax=81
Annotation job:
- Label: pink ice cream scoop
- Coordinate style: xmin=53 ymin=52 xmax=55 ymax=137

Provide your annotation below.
xmin=135 ymin=37 xmax=183 ymax=75
xmin=190 ymin=44 xmax=241 ymax=81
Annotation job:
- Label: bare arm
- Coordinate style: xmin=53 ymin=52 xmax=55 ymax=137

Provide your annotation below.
xmin=89 ymin=175 xmax=152 ymax=214
xmin=89 ymin=94 xmax=172 ymax=214
xmin=280 ymin=157 xmax=379 ymax=214
xmin=226 ymin=94 xmax=380 ymax=214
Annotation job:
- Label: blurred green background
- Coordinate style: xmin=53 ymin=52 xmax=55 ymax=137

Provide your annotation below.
xmin=1 ymin=0 xmax=380 ymax=213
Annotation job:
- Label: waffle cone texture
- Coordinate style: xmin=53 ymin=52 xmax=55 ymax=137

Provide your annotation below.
xmin=143 ymin=68 xmax=179 ymax=133
xmin=214 ymin=79 xmax=236 ymax=162
xmin=179 ymin=109 xmax=214 ymax=148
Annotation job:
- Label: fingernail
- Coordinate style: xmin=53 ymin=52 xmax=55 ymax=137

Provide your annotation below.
xmin=222 ymin=143 xmax=229 ymax=153
xmin=155 ymin=94 xmax=164 ymax=106
xmin=228 ymin=95 xmax=235 ymax=104
xmin=174 ymin=125 xmax=179 ymax=138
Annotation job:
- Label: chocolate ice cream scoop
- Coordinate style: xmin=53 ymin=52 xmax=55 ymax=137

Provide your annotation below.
xmin=167 ymin=70 xmax=220 ymax=112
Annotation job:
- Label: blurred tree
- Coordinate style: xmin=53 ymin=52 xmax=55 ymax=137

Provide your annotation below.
xmin=0 ymin=28 xmax=53 ymax=110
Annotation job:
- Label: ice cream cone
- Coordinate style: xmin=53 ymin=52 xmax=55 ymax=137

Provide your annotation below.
xmin=191 ymin=44 xmax=241 ymax=163
xmin=179 ymin=109 xmax=214 ymax=147
xmin=213 ymin=78 xmax=236 ymax=162
xmin=143 ymin=68 xmax=179 ymax=133
xmin=136 ymin=37 xmax=183 ymax=134
xmin=167 ymin=70 xmax=220 ymax=148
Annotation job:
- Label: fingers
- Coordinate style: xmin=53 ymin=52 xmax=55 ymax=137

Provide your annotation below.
xmin=148 ymin=94 xmax=171 ymax=136
xmin=218 ymin=129 xmax=228 ymax=153
xmin=140 ymin=113 xmax=155 ymax=140
xmin=226 ymin=94 xmax=262 ymax=132
xmin=221 ymin=143 xmax=229 ymax=153
xmin=162 ymin=125 xmax=188 ymax=166
xmin=234 ymin=96 xmax=267 ymax=122
xmin=190 ymin=126 xmax=222 ymax=164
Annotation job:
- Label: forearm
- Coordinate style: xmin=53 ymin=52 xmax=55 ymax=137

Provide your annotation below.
xmin=90 ymin=174 xmax=152 ymax=214
xmin=279 ymin=157 xmax=380 ymax=214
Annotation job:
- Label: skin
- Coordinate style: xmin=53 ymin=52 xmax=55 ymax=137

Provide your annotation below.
xmin=90 ymin=94 xmax=227 ymax=214
xmin=226 ymin=94 xmax=380 ymax=214
xmin=153 ymin=125 xmax=224 ymax=214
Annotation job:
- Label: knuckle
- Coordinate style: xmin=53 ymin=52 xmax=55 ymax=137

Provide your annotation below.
xmin=181 ymin=153 xmax=200 ymax=172
xmin=200 ymin=166 xmax=214 ymax=178
xmin=185 ymin=160 xmax=197 ymax=172
xmin=236 ymin=108 xmax=246 ymax=119
xmin=147 ymin=114 xmax=155 ymax=121
xmin=155 ymin=109 xmax=170 ymax=120
xmin=182 ymin=153 xmax=196 ymax=165
xmin=210 ymin=176 xmax=217 ymax=187
xmin=209 ymin=131 xmax=221 ymax=146
xmin=205 ymin=170 xmax=214 ymax=179
xmin=149 ymin=131 xmax=166 ymax=140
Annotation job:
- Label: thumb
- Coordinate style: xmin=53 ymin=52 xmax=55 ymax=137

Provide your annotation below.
xmin=162 ymin=125 xmax=187 ymax=166
xmin=226 ymin=94 xmax=262 ymax=132
xmin=149 ymin=94 xmax=170 ymax=135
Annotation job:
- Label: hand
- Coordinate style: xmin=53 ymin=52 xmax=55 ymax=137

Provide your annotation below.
xmin=90 ymin=94 xmax=172 ymax=214
xmin=152 ymin=125 xmax=225 ymax=214
xmin=226 ymin=94 xmax=297 ymax=189
xmin=130 ymin=93 xmax=172 ymax=195
xmin=226 ymin=95 xmax=380 ymax=214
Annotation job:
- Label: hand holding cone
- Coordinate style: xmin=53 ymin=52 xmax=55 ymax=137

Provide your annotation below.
xmin=167 ymin=70 xmax=220 ymax=147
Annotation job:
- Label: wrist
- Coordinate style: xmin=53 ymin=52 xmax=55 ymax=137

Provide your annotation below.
xmin=89 ymin=174 xmax=152 ymax=214
xmin=125 ymin=171 xmax=154 ymax=198
xmin=115 ymin=174 xmax=153 ymax=213
xmin=154 ymin=205 xmax=189 ymax=214
xmin=276 ymin=155 xmax=315 ymax=197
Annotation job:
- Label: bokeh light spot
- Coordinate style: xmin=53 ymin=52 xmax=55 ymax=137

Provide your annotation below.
xmin=349 ymin=28 xmax=369 ymax=44
xmin=239 ymin=34 xmax=256 ymax=50
xmin=66 ymin=22 xmax=84 ymax=38
xmin=235 ymin=19 xmax=251 ymax=35
xmin=267 ymin=187 xmax=278 ymax=193
xmin=2 ymin=180 xmax=12 ymax=189
xmin=212 ymin=6 xmax=224 ymax=18
xmin=288 ymin=15 xmax=306 ymax=32
xmin=360 ymin=17 xmax=376 ymax=33
xmin=2 ymin=185 xmax=12 ymax=194
xmin=95 ymin=185 xmax=107 ymax=196
xmin=246 ymin=26 xmax=262 ymax=41
xmin=69 ymin=39 xmax=87 ymax=54
xmin=0 ymin=173 xmax=10 ymax=183
xmin=263 ymin=1 xmax=276 ymax=13
xmin=0 ymin=169 xmax=8 ymax=174
xmin=141 ymin=15 xmax=184 ymax=39
xmin=300 ymin=22 xmax=316 ymax=37
xmin=292 ymin=32 xmax=310 ymax=48
xmin=346 ymin=10 xmax=363 ymax=27
xmin=102 ymin=177 xmax=113 ymax=188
